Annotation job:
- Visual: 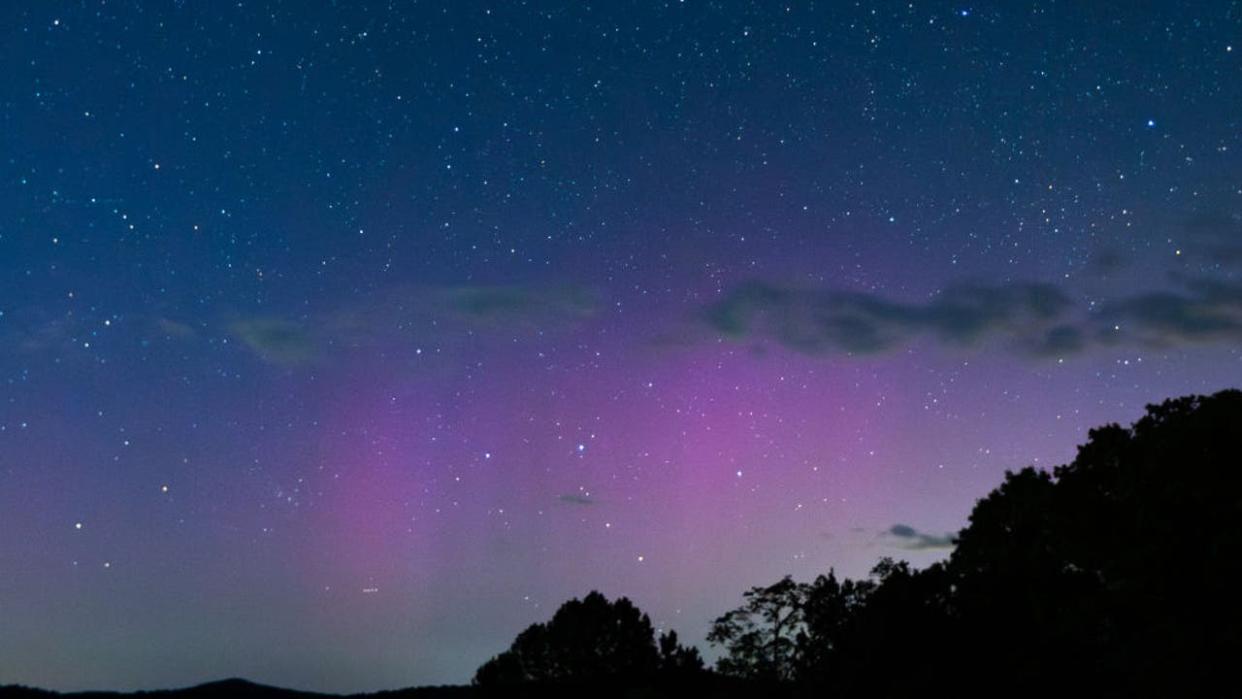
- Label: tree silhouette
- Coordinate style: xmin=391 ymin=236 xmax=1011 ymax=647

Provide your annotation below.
xmin=473 ymin=591 xmax=663 ymax=686
xmin=939 ymin=389 xmax=1242 ymax=696
xmin=712 ymin=389 xmax=1242 ymax=697
xmin=657 ymin=629 xmax=705 ymax=676
xmin=707 ymin=575 xmax=807 ymax=681
xmin=471 ymin=389 xmax=1242 ymax=697
xmin=795 ymin=567 xmax=874 ymax=686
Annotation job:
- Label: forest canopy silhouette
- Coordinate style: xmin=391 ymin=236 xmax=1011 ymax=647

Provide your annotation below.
xmin=472 ymin=389 xmax=1242 ymax=698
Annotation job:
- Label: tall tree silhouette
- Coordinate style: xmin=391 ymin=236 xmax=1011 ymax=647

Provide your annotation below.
xmin=474 ymin=591 xmax=676 ymax=686
xmin=942 ymin=389 xmax=1242 ymax=696
xmin=795 ymin=567 xmax=873 ymax=687
xmin=707 ymin=575 xmax=806 ymax=681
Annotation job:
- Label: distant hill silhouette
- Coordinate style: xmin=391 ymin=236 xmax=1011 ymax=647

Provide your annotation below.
xmin=0 ymin=678 xmax=478 ymax=699
xmin=0 ymin=678 xmax=765 ymax=699
xmin=6 ymin=389 xmax=1240 ymax=699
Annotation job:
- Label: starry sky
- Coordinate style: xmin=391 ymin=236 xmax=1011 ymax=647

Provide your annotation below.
xmin=1 ymin=0 xmax=1240 ymax=693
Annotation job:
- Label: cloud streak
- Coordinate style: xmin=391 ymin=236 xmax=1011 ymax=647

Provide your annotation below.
xmin=229 ymin=318 xmax=319 ymax=367
xmin=557 ymin=493 xmax=597 ymax=506
xmin=701 ymin=273 xmax=1242 ymax=360
xmin=227 ymin=284 xmax=600 ymax=366
xmin=1181 ymin=210 xmax=1242 ymax=265
xmin=703 ymin=281 xmax=1072 ymax=356
xmin=1100 ymin=277 xmax=1242 ymax=347
xmin=885 ymin=524 xmax=956 ymax=551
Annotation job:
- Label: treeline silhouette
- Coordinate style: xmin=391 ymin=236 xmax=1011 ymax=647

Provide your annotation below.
xmin=5 ymin=390 xmax=1239 ymax=699
xmin=473 ymin=389 xmax=1242 ymax=698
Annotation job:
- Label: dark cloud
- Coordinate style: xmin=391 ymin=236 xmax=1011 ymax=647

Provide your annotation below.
xmin=690 ymin=200 xmax=1242 ymax=361
xmin=703 ymin=281 xmax=1072 ymax=356
xmin=558 ymin=493 xmax=596 ymax=506
xmin=1100 ymin=277 xmax=1242 ymax=347
xmin=1086 ymin=249 xmax=1128 ymax=274
xmin=701 ymin=274 xmax=1242 ymax=360
xmin=1031 ymin=324 xmax=1089 ymax=357
xmin=227 ymin=284 xmax=599 ymax=366
xmin=1 ymin=308 xmax=94 ymax=355
xmin=885 ymin=524 xmax=955 ymax=551
xmin=229 ymin=318 xmax=318 ymax=366
xmin=1182 ymin=210 xmax=1242 ymax=265
xmin=322 ymin=283 xmax=600 ymax=348
xmin=3 ymin=310 xmax=203 ymax=360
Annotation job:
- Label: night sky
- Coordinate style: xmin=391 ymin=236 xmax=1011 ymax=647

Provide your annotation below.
xmin=2 ymin=0 xmax=1240 ymax=693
